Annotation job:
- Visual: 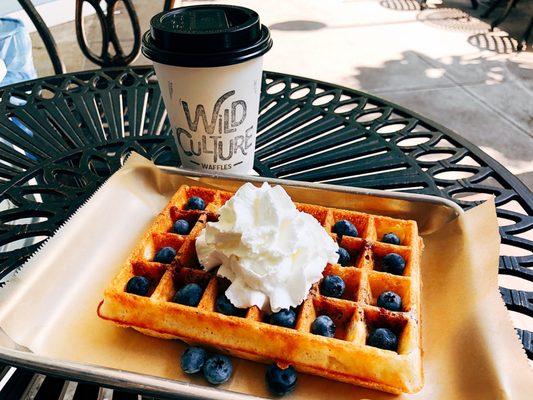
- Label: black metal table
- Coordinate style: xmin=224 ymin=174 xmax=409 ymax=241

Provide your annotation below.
xmin=0 ymin=66 xmax=531 ymax=399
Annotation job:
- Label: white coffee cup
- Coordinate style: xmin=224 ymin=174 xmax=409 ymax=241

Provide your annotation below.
xmin=142 ymin=5 xmax=272 ymax=174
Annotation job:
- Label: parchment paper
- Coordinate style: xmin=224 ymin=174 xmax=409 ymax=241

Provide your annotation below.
xmin=0 ymin=153 xmax=531 ymax=399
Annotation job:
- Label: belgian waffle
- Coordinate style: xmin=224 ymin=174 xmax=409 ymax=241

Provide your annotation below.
xmin=98 ymin=184 xmax=423 ymax=394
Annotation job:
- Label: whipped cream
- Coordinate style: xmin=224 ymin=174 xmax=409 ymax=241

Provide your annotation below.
xmin=195 ymin=182 xmax=339 ymax=313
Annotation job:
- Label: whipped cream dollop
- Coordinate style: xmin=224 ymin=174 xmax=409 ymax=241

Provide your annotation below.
xmin=195 ymin=182 xmax=339 ymax=313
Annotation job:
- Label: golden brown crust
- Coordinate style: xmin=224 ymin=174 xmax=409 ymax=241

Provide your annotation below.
xmin=98 ymin=185 xmax=424 ymax=394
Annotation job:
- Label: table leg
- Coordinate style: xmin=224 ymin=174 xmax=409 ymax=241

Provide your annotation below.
xmin=481 ymin=0 xmax=505 ymax=18
xmin=164 ymin=0 xmax=176 ymax=12
xmin=490 ymin=0 xmax=520 ymax=31
xmin=517 ymin=16 xmax=532 ymax=51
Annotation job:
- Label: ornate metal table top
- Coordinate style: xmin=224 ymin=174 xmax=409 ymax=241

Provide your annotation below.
xmin=0 ymin=66 xmax=531 ymax=398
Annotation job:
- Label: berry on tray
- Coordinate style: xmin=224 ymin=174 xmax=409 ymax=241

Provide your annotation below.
xmin=186 ymin=196 xmax=206 ymax=210
xmin=311 ymin=315 xmax=336 ymax=338
xmin=332 ymin=219 xmax=358 ymax=237
xmin=377 ymin=291 xmax=402 ymax=311
xmin=337 ymin=247 xmax=351 ymax=266
xmin=382 ymin=232 xmax=400 ymax=245
xmin=203 ymin=354 xmax=233 ymax=385
xmin=181 ymin=346 xmax=207 ymax=374
xmin=125 ymin=276 xmax=150 ymax=296
xmin=265 ymin=364 xmax=298 ymax=396
xmin=174 ymin=283 xmax=203 ymax=306
xmin=382 ymin=253 xmax=406 ymax=275
xmin=320 ymin=275 xmax=345 ymax=298
xmin=270 ymin=308 xmax=296 ymax=329
xmin=216 ymin=293 xmax=241 ymax=316
xmin=173 ymin=219 xmax=190 ymax=235
xmin=368 ymin=327 xmax=398 ymax=351
xmin=153 ymin=246 xmax=176 ymax=263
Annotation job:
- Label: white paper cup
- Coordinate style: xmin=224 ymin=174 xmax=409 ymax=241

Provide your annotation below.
xmin=142 ymin=5 xmax=272 ymax=174
xmin=154 ymin=57 xmax=263 ymax=174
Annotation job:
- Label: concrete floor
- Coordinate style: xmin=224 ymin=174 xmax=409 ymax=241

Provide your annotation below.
xmin=29 ymin=0 xmax=533 ymax=188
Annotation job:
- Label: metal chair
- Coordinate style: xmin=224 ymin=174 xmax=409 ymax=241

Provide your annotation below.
xmin=75 ymin=0 xmax=141 ymax=68
xmin=16 ymin=0 xmax=142 ymax=74
xmin=17 ymin=0 xmax=65 ymax=74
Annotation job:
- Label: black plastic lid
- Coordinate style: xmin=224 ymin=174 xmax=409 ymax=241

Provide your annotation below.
xmin=142 ymin=5 xmax=272 ymax=67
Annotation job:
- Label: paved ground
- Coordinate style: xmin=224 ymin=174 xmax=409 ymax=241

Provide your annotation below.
xmin=29 ymin=0 xmax=533 ymax=188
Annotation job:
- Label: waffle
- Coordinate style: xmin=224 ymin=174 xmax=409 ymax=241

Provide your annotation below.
xmin=98 ymin=184 xmax=423 ymax=394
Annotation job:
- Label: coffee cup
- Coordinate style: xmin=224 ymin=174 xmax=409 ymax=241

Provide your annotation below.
xmin=142 ymin=5 xmax=272 ymax=174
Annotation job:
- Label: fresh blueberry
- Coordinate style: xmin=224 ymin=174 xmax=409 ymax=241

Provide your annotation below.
xmin=320 ymin=275 xmax=345 ymax=298
xmin=381 ymin=253 xmax=406 ymax=275
xmin=337 ymin=247 xmax=351 ymax=266
xmin=186 ymin=196 xmax=206 ymax=210
xmin=173 ymin=219 xmax=190 ymax=235
xmin=382 ymin=233 xmax=401 ymax=245
xmin=174 ymin=283 xmax=203 ymax=306
xmin=216 ymin=294 xmax=241 ymax=316
xmin=377 ymin=291 xmax=402 ymax=311
xmin=270 ymin=308 xmax=296 ymax=329
xmin=153 ymin=246 xmax=176 ymax=263
xmin=265 ymin=364 xmax=298 ymax=396
xmin=311 ymin=315 xmax=336 ymax=338
xmin=181 ymin=346 xmax=207 ymax=374
xmin=368 ymin=327 xmax=398 ymax=351
xmin=202 ymin=354 xmax=233 ymax=385
xmin=332 ymin=220 xmax=358 ymax=237
xmin=125 ymin=276 xmax=150 ymax=296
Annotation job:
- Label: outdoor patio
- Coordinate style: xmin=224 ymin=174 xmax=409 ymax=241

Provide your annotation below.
xmin=0 ymin=0 xmax=531 ymax=398
xmin=28 ymin=0 xmax=533 ymax=189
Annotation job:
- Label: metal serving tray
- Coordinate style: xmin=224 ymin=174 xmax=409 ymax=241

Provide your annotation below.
xmin=0 ymin=167 xmax=462 ymax=399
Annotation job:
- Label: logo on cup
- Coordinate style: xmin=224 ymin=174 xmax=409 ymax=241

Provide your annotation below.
xmin=175 ymin=90 xmax=254 ymax=171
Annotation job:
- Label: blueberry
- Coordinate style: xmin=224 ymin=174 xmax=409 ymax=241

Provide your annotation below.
xmin=154 ymin=246 xmax=176 ymax=263
xmin=337 ymin=247 xmax=351 ymax=266
xmin=382 ymin=233 xmax=400 ymax=245
xmin=216 ymin=294 xmax=241 ymax=316
xmin=174 ymin=283 xmax=203 ymax=306
xmin=320 ymin=275 xmax=345 ymax=298
xmin=202 ymin=354 xmax=233 ymax=385
xmin=173 ymin=219 xmax=190 ymax=235
xmin=270 ymin=308 xmax=296 ymax=329
xmin=265 ymin=364 xmax=298 ymax=396
xmin=311 ymin=315 xmax=336 ymax=338
xmin=186 ymin=196 xmax=205 ymax=210
xmin=381 ymin=253 xmax=406 ymax=275
xmin=332 ymin=220 xmax=358 ymax=237
xmin=377 ymin=291 xmax=402 ymax=311
xmin=368 ymin=327 xmax=398 ymax=351
xmin=125 ymin=276 xmax=150 ymax=296
xmin=181 ymin=346 xmax=207 ymax=374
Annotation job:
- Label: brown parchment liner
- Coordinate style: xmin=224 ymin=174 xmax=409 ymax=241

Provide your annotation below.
xmin=0 ymin=153 xmax=531 ymax=399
